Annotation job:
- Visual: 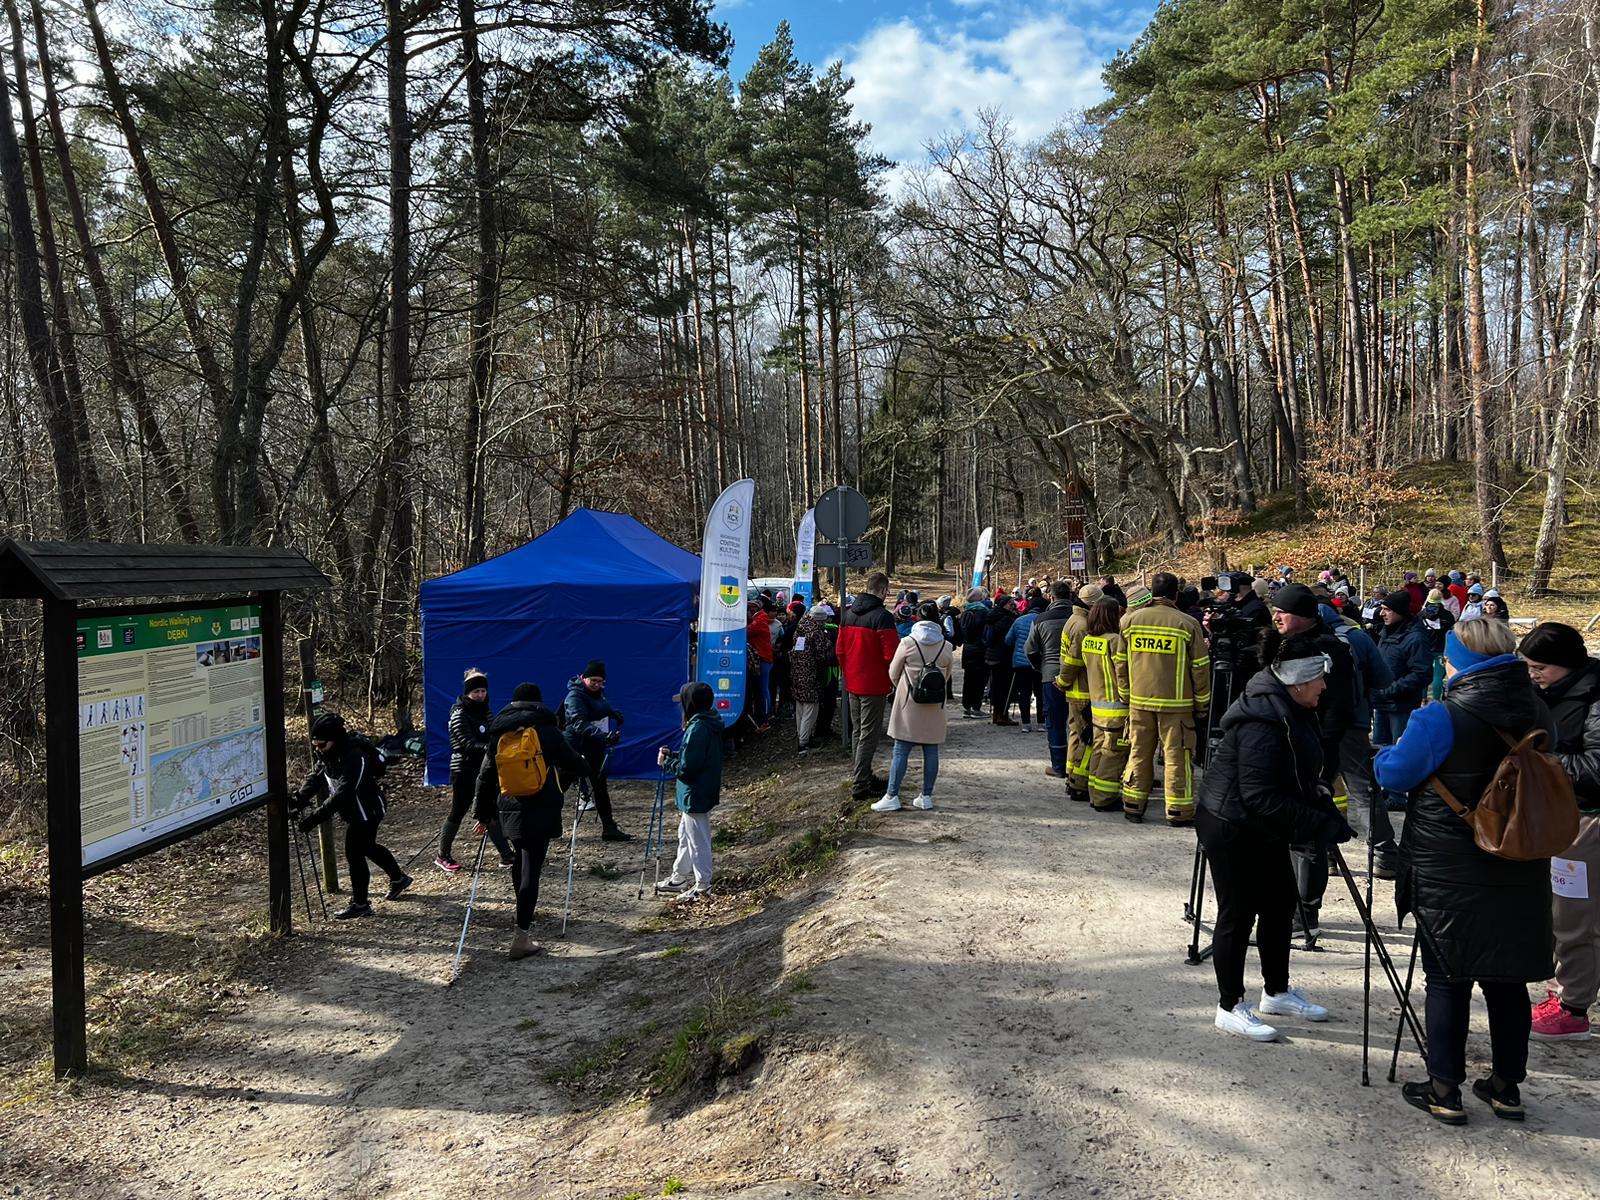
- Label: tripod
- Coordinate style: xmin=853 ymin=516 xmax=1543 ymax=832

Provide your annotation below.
xmin=1329 ymin=845 xmax=1427 ymax=1084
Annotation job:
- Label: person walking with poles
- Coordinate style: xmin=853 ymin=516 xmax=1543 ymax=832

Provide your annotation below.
xmin=1117 ymin=573 xmax=1210 ymax=825
xmin=655 ymin=681 xmax=724 ymax=901
xmin=437 ymin=668 xmax=512 ymax=873
xmin=563 ymin=660 xmax=632 ymax=841
xmin=475 ymin=682 xmax=587 ymax=959
xmin=292 ymin=712 xmax=411 ymax=921
xmin=837 ymin=572 xmax=900 ymax=802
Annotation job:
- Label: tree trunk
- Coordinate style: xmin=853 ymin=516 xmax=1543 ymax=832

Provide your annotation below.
xmin=1531 ymin=6 xmax=1600 ymax=594
xmin=458 ymin=0 xmax=497 ymax=565
xmin=379 ymin=0 xmax=416 ymax=702
xmin=1464 ymin=0 xmax=1507 ymax=569
xmin=0 ymin=33 xmax=88 ymax=536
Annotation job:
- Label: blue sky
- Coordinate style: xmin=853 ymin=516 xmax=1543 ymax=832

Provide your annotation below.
xmin=713 ymin=1 xmax=1157 ymax=165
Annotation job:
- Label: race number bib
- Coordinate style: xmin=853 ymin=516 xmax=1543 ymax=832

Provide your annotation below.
xmin=1553 ymin=859 xmax=1589 ymax=900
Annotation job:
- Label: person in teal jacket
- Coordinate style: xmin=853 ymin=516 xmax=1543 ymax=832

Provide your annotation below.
xmin=655 ymin=681 xmax=724 ymax=901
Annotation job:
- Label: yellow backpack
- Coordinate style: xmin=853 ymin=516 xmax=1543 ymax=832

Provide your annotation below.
xmin=495 ymin=726 xmax=548 ymax=795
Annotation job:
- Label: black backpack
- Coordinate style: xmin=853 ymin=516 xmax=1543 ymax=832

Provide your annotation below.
xmin=910 ymin=641 xmax=947 ymax=705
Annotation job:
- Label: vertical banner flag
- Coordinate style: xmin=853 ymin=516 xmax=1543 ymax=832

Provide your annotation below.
xmin=792 ymin=508 xmax=816 ymax=607
xmin=697 ymin=479 xmax=757 ymax=721
xmin=972 ymin=526 xmax=994 ymax=589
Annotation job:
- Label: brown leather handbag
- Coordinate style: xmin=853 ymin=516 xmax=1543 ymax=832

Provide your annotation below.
xmin=1430 ymin=728 xmax=1579 ymax=861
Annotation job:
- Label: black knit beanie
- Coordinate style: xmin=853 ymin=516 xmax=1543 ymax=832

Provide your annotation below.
xmin=512 ymin=682 xmax=542 ymax=703
xmin=583 ymin=660 xmax=606 ymax=680
xmin=1520 ymin=622 xmax=1589 ymax=671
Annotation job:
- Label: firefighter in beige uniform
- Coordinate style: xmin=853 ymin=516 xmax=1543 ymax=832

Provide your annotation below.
xmin=1080 ymin=595 xmax=1129 ymax=811
xmin=1054 ymin=583 xmax=1102 ymax=803
xmin=1116 ymin=573 xmax=1210 ymax=824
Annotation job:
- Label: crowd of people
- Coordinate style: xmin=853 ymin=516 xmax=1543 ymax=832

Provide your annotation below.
xmin=742 ymin=562 xmax=1596 ymax=1127
xmin=288 ymin=557 xmax=1597 ymax=1127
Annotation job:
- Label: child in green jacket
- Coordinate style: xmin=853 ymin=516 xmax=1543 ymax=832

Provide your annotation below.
xmin=655 ymin=682 xmax=724 ymax=901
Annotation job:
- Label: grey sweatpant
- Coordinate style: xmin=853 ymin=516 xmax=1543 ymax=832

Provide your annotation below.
xmin=1554 ymin=814 xmax=1600 ymax=1012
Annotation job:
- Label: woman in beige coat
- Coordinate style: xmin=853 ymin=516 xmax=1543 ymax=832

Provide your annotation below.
xmin=876 ymin=603 xmax=955 ymax=812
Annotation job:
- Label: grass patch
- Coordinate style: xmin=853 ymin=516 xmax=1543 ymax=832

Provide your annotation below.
xmin=787 ymin=973 xmax=816 ymax=994
xmin=711 ymin=826 xmax=740 ymax=848
xmin=662 ymin=1180 xmax=685 ymax=1196
xmin=542 ymin=1034 xmax=632 ymax=1088
xmin=660 ymin=945 xmax=688 ymax=959
xmin=650 ymin=976 xmax=787 ymax=1094
xmin=515 ymin=1017 xmax=540 ymax=1032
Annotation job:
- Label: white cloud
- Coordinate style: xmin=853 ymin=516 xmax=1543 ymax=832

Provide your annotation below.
xmin=839 ymin=13 xmax=1109 ymax=167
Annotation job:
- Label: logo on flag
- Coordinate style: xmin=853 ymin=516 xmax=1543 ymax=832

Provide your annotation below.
xmin=718 ymin=577 xmax=740 ymax=607
xmin=724 ymin=500 xmax=744 ymax=531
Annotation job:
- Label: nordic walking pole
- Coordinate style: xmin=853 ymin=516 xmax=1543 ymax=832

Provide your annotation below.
xmin=637 ymin=772 xmax=669 ymax=899
xmin=1362 ymin=784 xmax=1378 ymax=1087
xmin=404 ymin=829 xmax=438 ymax=871
xmin=562 ymin=778 xmax=587 ymax=936
xmin=447 ymin=832 xmax=489 ymax=986
xmin=291 ymin=816 xmax=315 ymax=925
xmin=302 ymin=827 xmax=328 ymax=920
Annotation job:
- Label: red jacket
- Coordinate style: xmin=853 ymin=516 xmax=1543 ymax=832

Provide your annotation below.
xmin=837 ymin=593 xmax=899 ymax=696
xmin=746 ymin=610 xmax=774 ymax=664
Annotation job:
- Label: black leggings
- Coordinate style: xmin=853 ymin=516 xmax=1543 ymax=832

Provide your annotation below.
xmin=513 ymin=836 xmax=552 ymax=930
xmin=961 ymin=652 xmax=987 ymax=711
xmin=988 ymin=662 xmax=1013 ymax=718
xmin=440 ymin=760 xmax=510 ymax=862
xmin=1196 ymin=807 xmax=1296 ymax=1010
xmin=345 ymin=817 xmax=403 ymax=904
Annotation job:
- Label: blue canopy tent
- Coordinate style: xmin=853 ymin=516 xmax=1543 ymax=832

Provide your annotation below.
xmin=420 ymin=509 xmax=702 ymax=786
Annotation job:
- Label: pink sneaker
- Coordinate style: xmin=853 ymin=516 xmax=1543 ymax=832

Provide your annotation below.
xmin=1531 ymin=1004 xmax=1591 ymax=1040
xmin=1532 ymin=990 xmax=1561 ymax=1019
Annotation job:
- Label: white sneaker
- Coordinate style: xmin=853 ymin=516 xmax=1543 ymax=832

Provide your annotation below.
xmin=871 ymin=794 xmax=902 ymax=812
xmin=911 ymin=794 xmax=935 ymax=810
xmin=1259 ymin=987 xmax=1331 ymax=1022
xmin=1215 ymin=1002 xmax=1279 ymax=1042
xmin=1021 ymin=723 xmax=1032 ymax=732
xmin=655 ymin=875 xmax=689 ymax=893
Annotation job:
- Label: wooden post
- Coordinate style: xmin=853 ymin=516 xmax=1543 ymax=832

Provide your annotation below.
xmin=298 ymin=635 xmax=339 ymax=892
xmin=838 ymin=562 xmax=850 ymax=749
xmin=260 ymin=592 xmax=292 ymax=935
xmin=44 ymin=598 xmax=86 ymax=1078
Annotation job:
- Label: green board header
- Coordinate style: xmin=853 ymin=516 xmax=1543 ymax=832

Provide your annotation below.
xmin=76 ymin=604 xmax=262 ymax=658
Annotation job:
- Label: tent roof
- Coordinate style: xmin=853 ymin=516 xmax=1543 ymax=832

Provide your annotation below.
xmin=420 ymin=509 xmax=699 ymax=619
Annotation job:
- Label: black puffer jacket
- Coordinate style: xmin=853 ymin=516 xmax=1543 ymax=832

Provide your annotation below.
xmin=956 ymin=603 xmax=989 ymax=657
xmin=448 ymin=694 xmax=491 ymax=780
xmin=982 ymin=605 xmax=1016 ymax=667
xmin=1392 ymin=659 xmax=1555 ymax=982
xmin=1197 ymin=670 xmax=1348 ymax=844
xmin=474 ymin=699 xmax=586 ymax=842
xmin=1538 ymin=657 xmax=1600 ymax=812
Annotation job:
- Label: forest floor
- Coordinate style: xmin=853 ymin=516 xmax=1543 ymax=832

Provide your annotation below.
xmin=5 ymin=663 xmax=1600 ymax=1198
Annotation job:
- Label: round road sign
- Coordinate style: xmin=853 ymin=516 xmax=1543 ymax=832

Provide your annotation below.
xmin=814 ymin=486 xmax=869 ymax=543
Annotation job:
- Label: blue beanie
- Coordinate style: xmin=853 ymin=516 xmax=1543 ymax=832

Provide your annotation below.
xmin=1444 ymin=628 xmax=1489 ymax=673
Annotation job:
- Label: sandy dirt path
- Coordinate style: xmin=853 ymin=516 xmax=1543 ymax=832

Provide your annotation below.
xmin=8 ymin=671 xmax=1600 ymax=1198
